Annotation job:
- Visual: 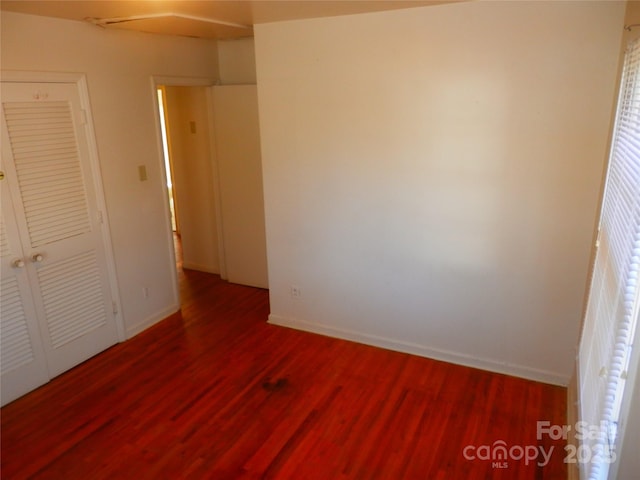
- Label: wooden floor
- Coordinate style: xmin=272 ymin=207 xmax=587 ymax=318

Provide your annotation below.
xmin=2 ymin=255 xmax=567 ymax=479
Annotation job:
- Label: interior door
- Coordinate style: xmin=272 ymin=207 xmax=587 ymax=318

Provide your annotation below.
xmin=212 ymin=85 xmax=268 ymax=289
xmin=0 ymin=170 xmax=50 ymax=403
xmin=1 ymin=82 xmax=119 ymax=404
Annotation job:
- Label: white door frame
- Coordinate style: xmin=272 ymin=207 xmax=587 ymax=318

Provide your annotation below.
xmin=1 ymin=70 xmax=126 ymax=341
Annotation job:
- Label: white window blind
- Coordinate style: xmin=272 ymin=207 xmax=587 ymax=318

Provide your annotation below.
xmin=578 ymin=37 xmax=640 ymax=480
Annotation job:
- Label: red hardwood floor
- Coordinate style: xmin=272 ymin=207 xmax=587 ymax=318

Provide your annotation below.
xmin=1 ymin=261 xmax=567 ymax=479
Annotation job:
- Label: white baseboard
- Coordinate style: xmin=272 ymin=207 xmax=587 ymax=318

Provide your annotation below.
xmin=181 ymin=261 xmax=219 ymax=274
xmin=125 ymin=303 xmax=180 ymax=339
xmin=268 ymin=314 xmax=568 ymax=386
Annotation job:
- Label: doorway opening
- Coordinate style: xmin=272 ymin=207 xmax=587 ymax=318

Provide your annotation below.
xmin=154 ymin=84 xmax=222 ymax=286
xmin=152 ymin=78 xmax=269 ymax=303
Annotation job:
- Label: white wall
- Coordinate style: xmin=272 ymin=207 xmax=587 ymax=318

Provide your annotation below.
xmin=217 ymin=38 xmax=257 ymax=85
xmin=255 ymin=0 xmax=625 ymax=385
xmin=1 ymin=12 xmax=219 ymax=336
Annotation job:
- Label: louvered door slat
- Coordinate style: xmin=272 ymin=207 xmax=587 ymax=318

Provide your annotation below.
xmin=42 ymin=289 xmax=103 ymax=317
xmin=13 ymin=148 xmax=78 ymax=164
xmin=29 ymin=224 xmax=88 ymax=247
xmin=37 ymin=251 xmax=107 ymax=349
xmin=24 ymin=195 xmax=87 ymax=216
xmin=29 ymin=192 xmax=87 ymax=215
xmin=19 ymin=172 xmax=85 ymax=191
xmin=23 ymin=187 xmax=85 ymax=206
xmin=0 ymin=216 xmax=11 ymax=258
xmin=3 ymin=101 xmax=91 ymax=249
xmin=10 ymin=139 xmax=78 ymax=154
xmin=0 ymin=277 xmax=35 ymax=374
xmin=8 ymin=127 xmax=74 ymax=137
xmin=8 ymin=122 xmax=73 ymax=132
xmin=9 ymin=137 xmax=76 ymax=148
xmin=7 ymin=118 xmax=74 ymax=129
xmin=18 ymin=165 xmax=80 ymax=182
xmin=19 ymin=171 xmax=84 ymax=189
xmin=0 ymin=290 xmax=36 ymax=374
xmin=28 ymin=215 xmax=90 ymax=244
xmin=27 ymin=209 xmax=88 ymax=229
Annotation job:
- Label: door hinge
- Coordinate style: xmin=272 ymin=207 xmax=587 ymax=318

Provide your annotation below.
xmin=112 ymin=301 xmax=118 ymax=315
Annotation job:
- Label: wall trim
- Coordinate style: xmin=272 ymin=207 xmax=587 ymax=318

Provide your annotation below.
xmin=1 ymin=70 xmax=85 ymax=83
xmin=126 ymin=304 xmax=180 ymax=339
xmin=152 ymin=75 xmax=218 ymax=87
xmin=181 ymin=261 xmax=219 ymax=274
xmin=268 ymin=314 xmax=569 ymax=386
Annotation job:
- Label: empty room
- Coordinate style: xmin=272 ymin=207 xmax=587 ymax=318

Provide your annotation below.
xmin=1 ymin=1 xmax=639 ymax=479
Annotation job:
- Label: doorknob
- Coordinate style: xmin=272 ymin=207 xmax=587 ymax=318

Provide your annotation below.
xmin=11 ymin=258 xmax=25 ymax=268
xmin=31 ymin=253 xmax=44 ymax=263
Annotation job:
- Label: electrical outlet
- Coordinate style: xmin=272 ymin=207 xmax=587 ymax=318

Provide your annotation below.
xmin=290 ymin=285 xmax=302 ymax=298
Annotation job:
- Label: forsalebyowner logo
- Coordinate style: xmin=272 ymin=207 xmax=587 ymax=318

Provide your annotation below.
xmin=461 ymin=421 xmax=617 ymax=469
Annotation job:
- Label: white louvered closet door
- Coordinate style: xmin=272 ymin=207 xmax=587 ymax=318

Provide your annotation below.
xmin=0 ymin=82 xmax=118 ymax=405
xmin=0 ymin=164 xmax=50 ymax=403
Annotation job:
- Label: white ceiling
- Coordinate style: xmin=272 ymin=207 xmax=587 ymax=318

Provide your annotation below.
xmin=0 ymin=0 xmax=462 ymax=39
